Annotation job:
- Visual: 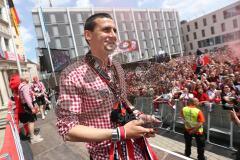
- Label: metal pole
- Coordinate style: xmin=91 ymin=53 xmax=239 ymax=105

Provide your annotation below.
xmin=161 ymin=10 xmax=171 ymax=59
xmin=38 ymin=7 xmax=58 ymax=86
xmin=147 ymin=9 xmax=157 ymax=58
xmin=66 ymin=8 xmax=78 ymax=57
xmin=49 ymin=0 xmax=52 ymax=7
xmin=131 ymin=9 xmax=142 ymax=60
xmin=206 ymin=103 xmax=212 ymax=143
xmin=3 ymin=0 xmax=22 ymax=76
xmin=174 ymin=10 xmax=183 ymax=57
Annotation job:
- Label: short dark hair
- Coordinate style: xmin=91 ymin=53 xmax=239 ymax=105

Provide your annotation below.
xmin=84 ymin=13 xmax=113 ymax=31
xmin=187 ymin=98 xmax=196 ymax=105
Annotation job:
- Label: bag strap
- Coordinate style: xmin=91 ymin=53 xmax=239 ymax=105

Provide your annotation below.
xmin=85 ymin=52 xmax=121 ymax=100
xmin=19 ymin=84 xmax=28 ymax=103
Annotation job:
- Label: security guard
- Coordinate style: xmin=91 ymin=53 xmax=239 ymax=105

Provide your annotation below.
xmin=181 ymin=98 xmax=206 ymax=160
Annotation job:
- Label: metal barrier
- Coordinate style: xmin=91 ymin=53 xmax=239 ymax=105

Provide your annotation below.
xmin=0 ymin=107 xmax=25 ymax=160
xmin=134 ymin=96 xmax=237 ymax=150
xmin=134 ymin=96 xmax=153 ymax=114
xmin=173 ymin=99 xmax=184 ymax=134
xmin=206 ymin=103 xmax=234 ymax=149
xmin=8 ymin=110 xmax=25 ymax=160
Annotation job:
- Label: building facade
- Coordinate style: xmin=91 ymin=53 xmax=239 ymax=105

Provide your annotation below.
xmin=181 ymin=1 xmax=240 ymax=54
xmin=0 ymin=0 xmax=28 ymax=107
xmin=32 ymin=7 xmax=183 ymax=64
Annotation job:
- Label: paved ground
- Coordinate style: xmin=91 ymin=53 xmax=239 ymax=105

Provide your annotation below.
xmin=26 ymin=109 xmax=236 ymax=160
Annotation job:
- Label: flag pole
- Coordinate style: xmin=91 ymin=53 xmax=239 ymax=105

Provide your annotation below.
xmin=4 ymin=0 xmax=22 ymax=76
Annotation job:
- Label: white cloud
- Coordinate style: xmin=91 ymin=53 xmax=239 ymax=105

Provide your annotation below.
xmin=19 ymin=26 xmax=33 ymax=43
xmin=76 ymin=0 xmax=93 ymax=8
xmin=14 ymin=0 xmax=21 ymax=4
xmin=30 ymin=0 xmax=72 ymax=8
xmin=162 ymin=0 xmax=239 ymax=20
xmin=137 ymin=0 xmax=156 ymax=7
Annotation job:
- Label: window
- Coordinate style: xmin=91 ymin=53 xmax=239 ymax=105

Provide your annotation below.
xmin=55 ymin=38 xmax=61 ymax=48
xmin=0 ymin=7 xmax=2 ymax=18
xmin=52 ymin=26 xmax=59 ymax=36
xmin=153 ymin=13 xmax=157 ymax=20
xmin=139 ymin=22 xmax=143 ymax=30
xmin=124 ymin=32 xmax=128 ymax=40
xmin=186 ymin=35 xmax=189 ymax=41
xmin=68 ymin=37 xmax=73 ymax=47
xmin=38 ymin=40 xmax=45 ymax=48
xmin=66 ymin=25 xmax=70 ymax=35
xmin=154 ymin=21 xmax=158 ymax=28
xmin=122 ymin=23 xmax=126 ymax=30
xmin=223 ymin=5 xmax=240 ymax=19
xmin=201 ymin=29 xmax=205 ymax=37
xmin=198 ymin=41 xmax=202 ymax=48
xmin=170 ymin=38 xmax=174 ymax=44
xmin=32 ymin=14 xmax=40 ymax=24
xmin=221 ymin=23 xmax=225 ymax=32
xmin=77 ymin=13 xmax=82 ymax=21
xmin=158 ymin=39 xmax=161 ymax=47
xmin=212 ymin=15 xmax=217 ymax=23
xmin=138 ymin=13 xmax=141 ymax=20
xmin=203 ymin=18 xmax=207 ymax=26
xmin=4 ymin=38 xmax=9 ymax=50
xmin=141 ymin=31 xmax=145 ymax=39
xmin=156 ymin=30 xmax=160 ymax=38
xmin=64 ymin=14 xmax=68 ymax=23
xmin=187 ymin=25 xmax=190 ymax=32
xmin=168 ymin=12 xmax=173 ymax=19
xmin=194 ymin=22 xmax=198 ymax=29
xmin=35 ymin=27 xmax=43 ymax=38
xmin=193 ymin=32 xmax=197 ymax=39
xmin=233 ymin=19 xmax=238 ymax=28
xmin=215 ymin=36 xmax=221 ymax=44
xmin=50 ymin=14 xmax=56 ymax=23
xmin=120 ymin=13 xmax=124 ymax=21
xmin=79 ymin=24 xmax=84 ymax=34
xmin=211 ymin=26 xmax=215 ymax=35
xmin=189 ymin=43 xmax=193 ymax=50
xmin=143 ymin=41 xmax=147 ymax=48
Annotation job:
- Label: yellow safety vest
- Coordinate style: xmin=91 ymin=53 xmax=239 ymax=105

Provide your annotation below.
xmin=182 ymin=106 xmax=203 ymax=133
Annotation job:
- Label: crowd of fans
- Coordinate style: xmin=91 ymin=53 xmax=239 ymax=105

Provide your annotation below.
xmin=125 ymin=48 xmax=240 ymax=110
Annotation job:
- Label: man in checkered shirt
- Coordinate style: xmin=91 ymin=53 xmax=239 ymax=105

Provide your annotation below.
xmin=56 ymin=13 xmax=159 ymax=160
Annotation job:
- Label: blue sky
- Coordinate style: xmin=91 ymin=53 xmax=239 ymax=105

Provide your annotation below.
xmin=13 ymin=0 xmax=238 ymax=63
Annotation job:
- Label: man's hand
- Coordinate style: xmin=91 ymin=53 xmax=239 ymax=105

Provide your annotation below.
xmin=139 ymin=114 xmax=161 ymax=124
xmin=124 ymin=119 xmax=156 ymax=139
xmin=230 ymin=110 xmax=240 ymax=126
xmin=31 ymin=107 xmax=37 ymax=114
xmin=188 ymin=128 xmax=197 ymax=134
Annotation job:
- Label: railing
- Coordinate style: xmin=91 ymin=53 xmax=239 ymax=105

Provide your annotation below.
xmin=0 ymin=153 xmax=11 ymax=160
xmin=0 ymin=105 xmax=25 ymax=160
xmin=134 ymin=96 xmax=239 ymax=151
xmin=8 ymin=110 xmax=25 ymax=160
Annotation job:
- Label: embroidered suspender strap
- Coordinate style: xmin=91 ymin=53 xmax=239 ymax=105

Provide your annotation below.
xmin=136 ymin=137 xmax=158 ymax=160
xmin=125 ymin=140 xmax=135 ymax=159
xmin=85 ymin=52 xmax=120 ymax=99
xmin=109 ymin=143 xmax=115 ymax=160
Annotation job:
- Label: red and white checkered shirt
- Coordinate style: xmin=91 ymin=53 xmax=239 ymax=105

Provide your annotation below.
xmin=56 ymin=57 xmax=144 ymax=159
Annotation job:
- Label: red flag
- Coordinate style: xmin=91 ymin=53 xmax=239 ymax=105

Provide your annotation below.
xmin=202 ymin=55 xmax=210 ymax=65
